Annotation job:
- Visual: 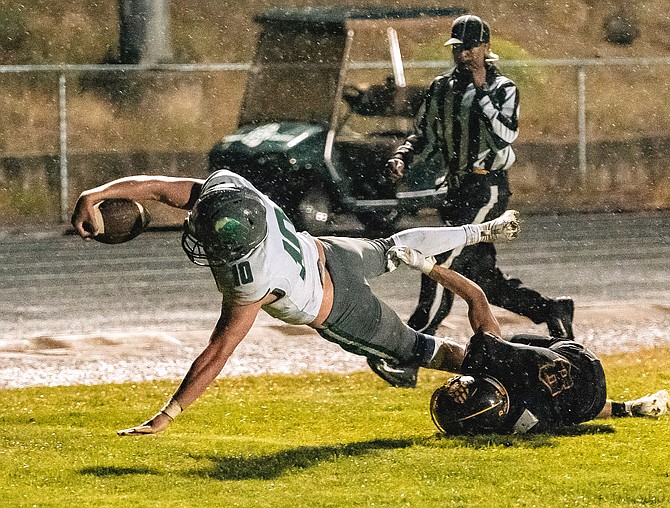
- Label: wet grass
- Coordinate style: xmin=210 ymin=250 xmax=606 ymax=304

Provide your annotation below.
xmin=0 ymin=347 xmax=669 ymax=507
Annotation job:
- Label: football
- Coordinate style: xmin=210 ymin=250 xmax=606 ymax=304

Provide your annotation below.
xmin=90 ymin=198 xmax=151 ymax=244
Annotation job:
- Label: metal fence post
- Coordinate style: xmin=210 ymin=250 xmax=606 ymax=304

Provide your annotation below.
xmin=0 ymin=57 xmax=668 ymax=223
xmin=577 ymin=66 xmax=587 ymax=179
xmin=59 ymin=74 xmax=69 ymax=223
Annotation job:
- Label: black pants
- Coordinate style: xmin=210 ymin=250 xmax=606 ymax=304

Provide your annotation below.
xmin=408 ymin=171 xmax=553 ymax=334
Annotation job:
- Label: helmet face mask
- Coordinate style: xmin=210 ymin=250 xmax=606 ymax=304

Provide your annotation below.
xmin=430 ymin=375 xmax=510 ymax=435
xmin=181 ymin=184 xmax=267 ymax=267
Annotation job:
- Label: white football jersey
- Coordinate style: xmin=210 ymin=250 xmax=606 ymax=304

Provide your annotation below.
xmin=205 ymin=170 xmax=323 ymax=325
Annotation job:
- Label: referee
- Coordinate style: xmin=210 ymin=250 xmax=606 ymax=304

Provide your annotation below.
xmin=387 ymin=14 xmax=574 ymax=339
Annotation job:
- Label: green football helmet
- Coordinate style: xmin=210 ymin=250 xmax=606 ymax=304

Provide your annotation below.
xmin=182 ymin=183 xmax=267 ymax=266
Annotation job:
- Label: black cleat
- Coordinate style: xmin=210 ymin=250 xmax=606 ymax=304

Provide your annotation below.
xmin=546 ymin=297 xmax=575 ymax=340
xmin=367 ymin=357 xmax=419 ymax=388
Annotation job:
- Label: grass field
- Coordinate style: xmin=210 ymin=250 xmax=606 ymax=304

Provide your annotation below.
xmin=1 ymin=347 xmax=669 ymax=507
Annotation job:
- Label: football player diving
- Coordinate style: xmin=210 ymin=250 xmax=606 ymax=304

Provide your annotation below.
xmin=389 ymin=246 xmax=669 ymax=435
xmin=71 ymin=169 xmax=522 ymax=435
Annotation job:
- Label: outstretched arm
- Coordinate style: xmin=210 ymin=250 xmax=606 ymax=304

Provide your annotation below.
xmin=597 ymin=390 xmax=669 ymax=419
xmin=117 ymin=297 xmax=266 ymax=436
xmin=427 ymin=265 xmax=502 ymax=337
xmin=389 ymin=246 xmax=501 ymax=336
xmin=71 ymin=175 xmax=204 ymax=238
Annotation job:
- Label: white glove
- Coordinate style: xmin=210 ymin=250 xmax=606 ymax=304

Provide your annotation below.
xmin=386 ymin=158 xmax=405 ymax=183
xmin=388 ymin=246 xmax=436 ymax=275
xmin=628 ymin=390 xmax=669 ymax=417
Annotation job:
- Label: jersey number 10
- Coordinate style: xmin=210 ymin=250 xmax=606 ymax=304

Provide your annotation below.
xmin=229 ymin=207 xmax=305 ymax=287
xmin=231 ymin=261 xmax=254 ymax=286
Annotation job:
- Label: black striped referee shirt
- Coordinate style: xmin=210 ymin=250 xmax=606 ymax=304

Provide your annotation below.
xmin=394 ymin=64 xmax=520 ymax=190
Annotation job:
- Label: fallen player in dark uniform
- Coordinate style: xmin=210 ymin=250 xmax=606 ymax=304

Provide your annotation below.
xmin=388 ymin=246 xmax=669 ymax=435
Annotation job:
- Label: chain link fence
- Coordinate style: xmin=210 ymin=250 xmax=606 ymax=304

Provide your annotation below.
xmin=1 ymin=57 xmax=669 ymax=225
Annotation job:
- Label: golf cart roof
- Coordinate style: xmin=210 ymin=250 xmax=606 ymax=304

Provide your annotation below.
xmin=255 ymin=6 xmax=466 ymax=31
xmin=240 ymin=6 xmax=466 ymax=126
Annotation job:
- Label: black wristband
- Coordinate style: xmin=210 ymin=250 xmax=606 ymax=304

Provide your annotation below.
xmin=611 ymin=401 xmax=630 ymax=417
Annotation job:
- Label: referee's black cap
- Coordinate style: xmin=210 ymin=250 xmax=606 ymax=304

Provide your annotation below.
xmin=444 ymin=15 xmax=491 ymax=49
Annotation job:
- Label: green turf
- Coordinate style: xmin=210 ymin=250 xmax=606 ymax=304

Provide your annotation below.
xmin=1 ymin=348 xmax=669 ymax=507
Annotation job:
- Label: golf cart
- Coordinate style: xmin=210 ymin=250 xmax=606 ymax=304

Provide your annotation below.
xmin=208 ymin=6 xmax=465 ymax=234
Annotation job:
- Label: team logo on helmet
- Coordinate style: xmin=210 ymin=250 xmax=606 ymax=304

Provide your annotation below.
xmin=430 ymin=375 xmax=510 ymax=435
xmin=214 ymin=216 xmax=246 ymax=241
xmin=182 ymin=183 xmax=268 ymax=266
